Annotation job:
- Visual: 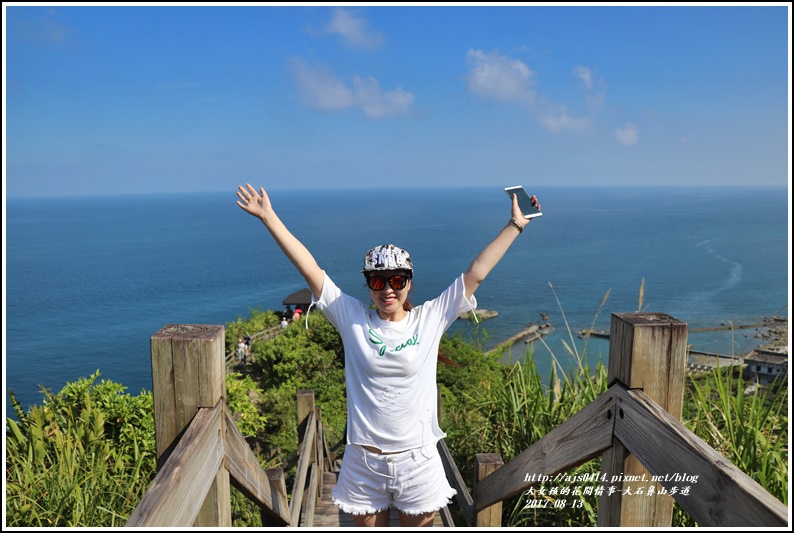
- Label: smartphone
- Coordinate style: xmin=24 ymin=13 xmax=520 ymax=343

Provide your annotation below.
xmin=504 ymin=186 xmax=542 ymax=219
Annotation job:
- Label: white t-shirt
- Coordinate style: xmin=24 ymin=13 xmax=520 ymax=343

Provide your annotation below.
xmin=313 ymin=271 xmax=477 ymax=452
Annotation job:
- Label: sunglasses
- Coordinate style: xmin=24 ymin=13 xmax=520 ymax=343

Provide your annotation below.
xmin=366 ymin=274 xmax=411 ymax=291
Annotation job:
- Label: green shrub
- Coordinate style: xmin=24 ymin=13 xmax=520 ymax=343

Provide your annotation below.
xmin=246 ymin=311 xmax=347 ymax=458
xmin=5 ymin=372 xmax=156 ymax=527
xmin=226 ymin=372 xmax=269 ymax=438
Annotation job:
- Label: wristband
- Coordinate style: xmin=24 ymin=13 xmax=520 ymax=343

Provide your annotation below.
xmin=509 ymin=217 xmax=524 ymax=234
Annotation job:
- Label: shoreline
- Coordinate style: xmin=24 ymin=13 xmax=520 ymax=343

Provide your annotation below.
xmin=666 ymin=315 xmax=787 ymax=374
xmin=753 ymin=316 xmax=788 ymax=355
xmin=494 ymin=315 xmax=789 ymax=371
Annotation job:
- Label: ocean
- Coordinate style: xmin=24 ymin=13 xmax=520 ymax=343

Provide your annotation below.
xmin=4 ymin=186 xmax=790 ymax=415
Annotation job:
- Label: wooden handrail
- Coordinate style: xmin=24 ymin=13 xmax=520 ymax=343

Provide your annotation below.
xmin=613 ymin=385 xmax=788 ymax=526
xmin=437 ymin=438 xmax=476 ymax=526
xmin=304 ymin=463 xmax=320 ymax=527
xmin=130 ymin=324 xmax=290 ymax=527
xmin=468 ymin=380 xmax=787 ymax=526
xmin=223 ymin=409 xmax=290 ymax=525
xmin=126 ymin=401 xmax=225 ymax=527
xmin=226 ymin=325 xmax=286 ymax=363
xmin=289 ymin=410 xmax=317 ymax=526
xmin=250 ymin=325 xmax=284 ymax=341
xmin=457 ymin=313 xmax=788 ymax=528
xmin=473 ymin=388 xmax=616 ymax=511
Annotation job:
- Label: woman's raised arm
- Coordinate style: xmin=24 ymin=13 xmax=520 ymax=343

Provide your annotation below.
xmin=236 ymin=184 xmax=325 ymax=298
xmin=462 ymin=192 xmax=540 ymax=300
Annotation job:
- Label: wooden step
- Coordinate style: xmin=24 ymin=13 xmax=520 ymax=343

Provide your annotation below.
xmin=300 ymin=471 xmax=447 ymax=527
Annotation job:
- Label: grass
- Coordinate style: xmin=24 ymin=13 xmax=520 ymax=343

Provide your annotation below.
xmin=5 ymin=390 xmax=153 ymax=527
xmin=444 ymin=283 xmax=788 ymax=527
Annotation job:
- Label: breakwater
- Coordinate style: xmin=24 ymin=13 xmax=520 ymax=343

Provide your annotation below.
xmin=486 ymin=323 xmax=553 ymax=355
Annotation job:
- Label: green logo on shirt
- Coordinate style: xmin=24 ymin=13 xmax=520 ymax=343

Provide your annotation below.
xmin=368 ymin=328 xmax=419 ymax=357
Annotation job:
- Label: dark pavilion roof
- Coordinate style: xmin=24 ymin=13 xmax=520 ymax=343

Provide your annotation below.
xmin=282 ymin=287 xmax=313 ymax=306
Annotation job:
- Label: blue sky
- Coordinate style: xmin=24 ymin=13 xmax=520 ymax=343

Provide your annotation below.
xmin=3 ymin=3 xmax=791 ymax=197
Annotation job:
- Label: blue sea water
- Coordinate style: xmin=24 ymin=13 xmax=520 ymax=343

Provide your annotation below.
xmin=4 ymin=186 xmax=790 ymax=415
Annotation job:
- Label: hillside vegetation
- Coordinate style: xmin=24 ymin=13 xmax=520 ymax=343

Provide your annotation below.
xmin=5 ymin=308 xmax=788 ymax=527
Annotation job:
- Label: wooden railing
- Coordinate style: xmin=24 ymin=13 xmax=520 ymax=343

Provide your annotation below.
xmin=225 ymin=324 xmax=285 ymax=365
xmin=126 ymin=324 xmax=290 ymax=527
xmin=126 ymin=313 xmax=788 ymax=527
xmin=126 ymin=325 xmax=342 ymax=527
xmin=290 ymin=390 xmax=329 ymax=527
xmin=436 ymin=312 xmax=788 ymax=527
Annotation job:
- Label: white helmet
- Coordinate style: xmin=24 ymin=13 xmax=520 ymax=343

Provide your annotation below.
xmin=361 ymin=244 xmax=414 ymax=274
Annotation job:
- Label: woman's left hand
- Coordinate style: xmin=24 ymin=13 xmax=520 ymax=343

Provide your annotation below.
xmin=510 ymin=193 xmax=541 ymax=227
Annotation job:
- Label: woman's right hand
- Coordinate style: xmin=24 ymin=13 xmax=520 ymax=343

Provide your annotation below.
xmin=236 ymin=183 xmax=273 ymax=220
xmin=235 ymin=183 xmax=325 ymax=297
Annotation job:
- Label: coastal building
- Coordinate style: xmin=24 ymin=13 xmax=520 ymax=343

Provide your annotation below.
xmin=742 ymin=351 xmax=788 ymax=384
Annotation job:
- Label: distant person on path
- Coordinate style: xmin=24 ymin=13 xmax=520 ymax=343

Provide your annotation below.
xmin=280 ymin=317 xmax=289 ymax=329
xmin=237 ymin=337 xmax=246 ymax=363
xmin=236 ymin=183 xmax=540 ymax=527
xmin=293 ymin=308 xmax=303 ymax=322
xmin=243 ymin=333 xmax=251 ymax=359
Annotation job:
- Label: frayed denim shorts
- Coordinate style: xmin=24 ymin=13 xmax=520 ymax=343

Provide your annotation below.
xmin=332 ymin=442 xmax=457 ymax=516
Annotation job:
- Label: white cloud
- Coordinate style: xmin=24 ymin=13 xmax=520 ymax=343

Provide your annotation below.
xmin=574 ymin=65 xmax=607 ymax=112
xmin=322 ymin=8 xmax=384 ymax=49
xmin=616 ymin=123 xmax=639 ymax=145
xmin=291 ymin=58 xmax=413 ymax=118
xmin=466 ymin=49 xmax=600 ymax=133
xmin=352 ymin=76 xmax=413 ymax=118
xmin=465 ymin=49 xmax=535 ymax=106
xmin=573 ymin=65 xmax=593 ymax=90
xmin=292 ymin=59 xmax=355 ymax=110
xmin=541 ymin=112 xmax=590 ymax=133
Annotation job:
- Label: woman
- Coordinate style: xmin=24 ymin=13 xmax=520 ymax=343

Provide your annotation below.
xmin=236 ymin=183 xmax=540 ymax=527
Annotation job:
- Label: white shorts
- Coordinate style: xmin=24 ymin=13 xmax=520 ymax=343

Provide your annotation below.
xmin=332 ymin=443 xmax=457 ymax=516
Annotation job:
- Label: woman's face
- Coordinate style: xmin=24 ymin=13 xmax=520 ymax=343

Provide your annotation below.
xmin=366 ymin=269 xmax=411 ymax=320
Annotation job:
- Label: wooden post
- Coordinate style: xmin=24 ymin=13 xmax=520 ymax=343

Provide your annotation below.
xmin=261 ymin=468 xmax=289 ymax=527
xmin=598 ymin=312 xmax=687 ymax=527
xmin=293 ymin=390 xmax=317 ymax=525
xmin=150 ymin=324 xmax=230 ymax=527
xmin=297 ymin=390 xmax=317 ymax=464
xmin=474 ymin=453 xmax=504 ymax=527
xmin=315 ymin=406 xmax=325 ymax=500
